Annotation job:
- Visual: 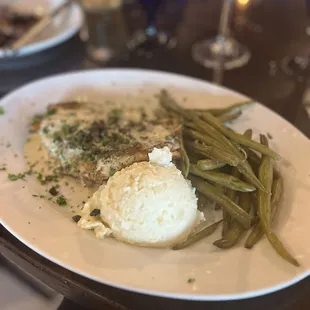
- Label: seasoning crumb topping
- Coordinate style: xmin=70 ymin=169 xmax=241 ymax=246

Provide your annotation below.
xmin=72 ymin=215 xmax=81 ymax=223
xmin=49 ymin=186 xmax=59 ymax=196
xmin=90 ymin=208 xmax=100 ymax=216
xmin=187 ymin=278 xmax=196 ymax=284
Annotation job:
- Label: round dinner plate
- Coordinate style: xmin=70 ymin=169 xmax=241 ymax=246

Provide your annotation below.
xmin=0 ymin=0 xmax=83 ymax=58
xmin=1 ymin=69 xmax=310 ymax=301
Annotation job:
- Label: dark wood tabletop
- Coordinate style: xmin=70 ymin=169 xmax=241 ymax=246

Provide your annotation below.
xmin=1 ymin=0 xmax=310 ymax=309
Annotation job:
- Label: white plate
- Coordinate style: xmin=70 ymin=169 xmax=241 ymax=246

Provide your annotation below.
xmin=1 ymin=69 xmax=310 ymax=301
xmin=0 ymin=0 xmax=83 ymax=58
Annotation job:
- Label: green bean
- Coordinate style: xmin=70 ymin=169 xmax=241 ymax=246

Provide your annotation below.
xmin=237 ymin=157 xmax=267 ymax=192
xmin=266 ymin=232 xmax=299 ymax=266
xmin=200 ymin=112 xmax=280 ymax=160
xmin=197 ymin=191 xmax=212 ymax=211
xmin=199 ymin=100 xmax=254 ymax=116
xmin=234 ymin=129 xmax=264 ymax=193
xmin=187 ymin=151 xmax=204 ymax=164
xmin=257 ymin=135 xmax=273 ymax=226
xmin=243 ymin=129 xmax=253 ymax=138
xmin=190 ymin=117 xmax=266 ymax=192
xmin=257 ymin=135 xmax=299 ymax=266
xmin=185 ymin=141 xmax=240 ymax=167
xmin=190 ymin=176 xmax=252 ymax=229
xmin=160 ymin=91 xmax=243 ymax=157
xmin=221 ymin=131 xmax=251 ymax=238
xmin=159 ymin=89 xmax=188 ymax=119
xmin=215 ymin=190 xmax=252 ymax=249
xmin=218 ymin=111 xmax=242 ymax=123
xmin=180 ymin=133 xmax=190 ymax=178
xmin=190 ymin=164 xmax=256 ymax=192
xmin=191 ymin=114 xmax=239 ymax=149
xmin=247 ymin=149 xmax=261 ymax=165
xmin=222 ymin=167 xmax=240 ymax=236
xmin=245 ymin=177 xmax=283 ymax=249
xmin=197 ymin=159 xmax=226 ymax=171
xmin=172 ymin=220 xmax=223 ymax=250
xmin=214 ymin=184 xmax=225 ymax=210
xmin=234 ymin=129 xmax=266 ymax=192
xmin=184 ymin=128 xmax=232 ymax=153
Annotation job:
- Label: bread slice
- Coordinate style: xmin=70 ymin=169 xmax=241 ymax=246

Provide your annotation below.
xmin=36 ymin=99 xmax=181 ymax=184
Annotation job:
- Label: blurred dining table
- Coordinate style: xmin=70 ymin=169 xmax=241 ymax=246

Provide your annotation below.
xmin=1 ymin=0 xmax=310 ymax=309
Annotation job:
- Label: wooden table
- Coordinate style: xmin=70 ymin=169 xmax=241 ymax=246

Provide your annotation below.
xmin=1 ymin=0 xmax=310 ymax=309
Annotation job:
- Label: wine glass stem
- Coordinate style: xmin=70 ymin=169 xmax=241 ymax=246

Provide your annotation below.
xmin=217 ymin=0 xmax=233 ymax=41
xmin=145 ymin=10 xmax=157 ymax=36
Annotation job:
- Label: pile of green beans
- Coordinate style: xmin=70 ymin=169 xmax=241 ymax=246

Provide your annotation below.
xmin=160 ymin=90 xmax=299 ymax=267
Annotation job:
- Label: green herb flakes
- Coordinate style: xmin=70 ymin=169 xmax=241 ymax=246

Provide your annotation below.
xmin=46 ymin=108 xmax=57 ymax=116
xmin=56 ymin=195 xmax=67 ymax=206
xmin=8 ymin=173 xmax=25 ymax=181
xmin=0 ymin=106 xmax=5 ymax=115
xmin=109 ymin=167 xmax=116 ymax=177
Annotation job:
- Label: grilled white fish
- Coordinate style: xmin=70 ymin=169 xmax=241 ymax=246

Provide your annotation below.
xmin=34 ymin=100 xmax=181 ymax=184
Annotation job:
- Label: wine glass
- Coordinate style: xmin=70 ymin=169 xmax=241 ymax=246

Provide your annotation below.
xmin=127 ymin=0 xmax=176 ymax=52
xmin=192 ymin=0 xmax=251 ymax=70
xmin=281 ymin=0 xmax=310 ymax=79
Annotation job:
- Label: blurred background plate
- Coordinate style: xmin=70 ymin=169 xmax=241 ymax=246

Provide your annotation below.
xmin=0 ymin=0 xmax=83 ymax=59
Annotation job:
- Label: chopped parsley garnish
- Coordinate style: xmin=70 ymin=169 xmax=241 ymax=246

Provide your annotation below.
xmin=0 ymin=106 xmax=5 ymax=115
xmin=31 ymin=115 xmax=43 ymax=127
xmin=111 ymin=108 xmax=122 ymax=118
xmin=90 ymin=209 xmax=100 ymax=216
xmin=36 ymin=173 xmax=58 ymax=185
xmin=56 ymin=195 xmax=67 ymax=206
xmin=8 ymin=173 xmax=25 ymax=181
xmin=42 ymin=127 xmax=49 ymax=134
xmin=165 ymin=135 xmax=174 ymax=141
xmin=46 ymin=108 xmax=57 ymax=116
xmin=109 ymin=167 xmax=116 ymax=176
xmin=101 ymin=136 xmax=110 ymax=146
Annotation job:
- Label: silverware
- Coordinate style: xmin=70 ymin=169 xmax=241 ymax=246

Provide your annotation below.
xmin=4 ymin=0 xmax=72 ymax=56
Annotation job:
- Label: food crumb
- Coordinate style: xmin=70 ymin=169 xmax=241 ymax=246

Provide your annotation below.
xmin=267 ymin=132 xmax=273 ymax=139
xmin=187 ymin=278 xmax=195 ymax=284
xmin=49 ymin=186 xmax=59 ymax=196
xmin=72 ymin=215 xmax=81 ymax=223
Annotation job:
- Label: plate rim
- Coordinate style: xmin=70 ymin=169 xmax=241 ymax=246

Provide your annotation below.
xmin=0 ymin=68 xmax=310 ymax=301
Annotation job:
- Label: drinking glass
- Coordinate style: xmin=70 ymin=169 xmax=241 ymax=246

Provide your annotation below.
xmin=127 ymin=0 xmax=176 ymax=51
xmin=192 ymin=0 xmax=251 ymax=70
xmin=80 ymin=0 xmax=128 ymax=62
